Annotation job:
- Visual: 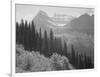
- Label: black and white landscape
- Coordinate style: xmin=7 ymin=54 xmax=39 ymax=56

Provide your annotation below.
xmin=16 ymin=4 xmax=94 ymax=73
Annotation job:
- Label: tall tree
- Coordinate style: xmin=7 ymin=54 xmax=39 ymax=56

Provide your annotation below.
xmin=63 ymin=41 xmax=68 ymax=57
xmin=70 ymin=45 xmax=76 ymax=66
xmin=42 ymin=30 xmax=49 ymax=57
xmin=49 ymin=29 xmax=54 ymax=53
xmin=31 ymin=20 xmax=36 ymax=51
xmin=39 ymin=28 xmax=42 ymax=53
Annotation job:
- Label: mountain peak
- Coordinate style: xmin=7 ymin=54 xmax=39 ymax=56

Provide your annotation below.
xmin=37 ymin=10 xmax=48 ymax=16
xmin=79 ymin=13 xmax=90 ymax=18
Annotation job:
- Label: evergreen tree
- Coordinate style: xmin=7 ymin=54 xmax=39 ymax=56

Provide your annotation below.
xmin=42 ymin=30 xmax=49 ymax=57
xmin=50 ymin=29 xmax=54 ymax=53
xmin=70 ymin=45 xmax=76 ymax=66
xmin=31 ymin=20 xmax=36 ymax=51
xmin=39 ymin=28 xmax=42 ymax=53
xmin=63 ymin=41 xmax=68 ymax=57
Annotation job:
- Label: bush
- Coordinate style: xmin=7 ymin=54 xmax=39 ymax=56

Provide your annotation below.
xmin=16 ymin=45 xmax=54 ymax=73
xmin=16 ymin=45 xmax=74 ymax=73
xmin=16 ymin=52 xmax=34 ymax=70
xmin=50 ymin=53 xmax=74 ymax=70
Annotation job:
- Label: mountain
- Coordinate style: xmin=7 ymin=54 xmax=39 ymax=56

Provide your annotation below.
xmin=67 ymin=13 xmax=94 ymax=35
xmin=33 ymin=10 xmax=75 ymax=34
xmin=33 ymin=10 xmax=55 ymax=34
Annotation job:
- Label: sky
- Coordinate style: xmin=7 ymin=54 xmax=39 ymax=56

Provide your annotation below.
xmin=16 ymin=4 xmax=94 ymax=23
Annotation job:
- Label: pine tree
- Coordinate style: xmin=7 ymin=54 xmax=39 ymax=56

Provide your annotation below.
xmin=70 ymin=45 xmax=76 ymax=66
xmin=31 ymin=20 xmax=36 ymax=51
xmin=20 ymin=19 xmax=24 ymax=45
xmin=16 ymin=22 xmax=19 ymax=44
xmin=39 ymin=28 xmax=42 ymax=53
xmin=42 ymin=30 xmax=49 ymax=57
xmin=63 ymin=41 xmax=68 ymax=57
xmin=50 ymin=29 xmax=54 ymax=53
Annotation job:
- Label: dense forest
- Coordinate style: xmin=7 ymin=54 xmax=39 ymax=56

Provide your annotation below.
xmin=16 ymin=19 xmax=94 ymax=71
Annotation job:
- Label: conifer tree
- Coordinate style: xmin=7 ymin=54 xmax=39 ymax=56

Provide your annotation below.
xmin=42 ymin=30 xmax=49 ymax=57
xmin=63 ymin=41 xmax=68 ymax=57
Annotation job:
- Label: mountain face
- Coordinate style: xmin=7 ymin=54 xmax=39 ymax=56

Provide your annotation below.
xmin=33 ymin=10 xmax=94 ymax=59
xmin=33 ymin=10 xmax=75 ymax=33
xmin=33 ymin=10 xmax=54 ymax=34
xmin=68 ymin=13 xmax=94 ymax=35
xmin=51 ymin=14 xmax=75 ymax=25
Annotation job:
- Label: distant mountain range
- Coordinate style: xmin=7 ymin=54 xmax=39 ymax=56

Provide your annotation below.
xmin=33 ymin=10 xmax=94 ymax=58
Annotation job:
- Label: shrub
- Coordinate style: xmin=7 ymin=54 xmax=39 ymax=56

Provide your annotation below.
xmin=16 ymin=45 xmax=74 ymax=73
xmin=50 ymin=53 xmax=74 ymax=70
xmin=16 ymin=45 xmax=54 ymax=72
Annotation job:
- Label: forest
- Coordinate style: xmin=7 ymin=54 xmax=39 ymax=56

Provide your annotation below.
xmin=16 ymin=19 xmax=94 ymax=73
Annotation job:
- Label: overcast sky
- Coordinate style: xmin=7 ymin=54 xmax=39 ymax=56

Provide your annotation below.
xmin=16 ymin=4 xmax=94 ymax=23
